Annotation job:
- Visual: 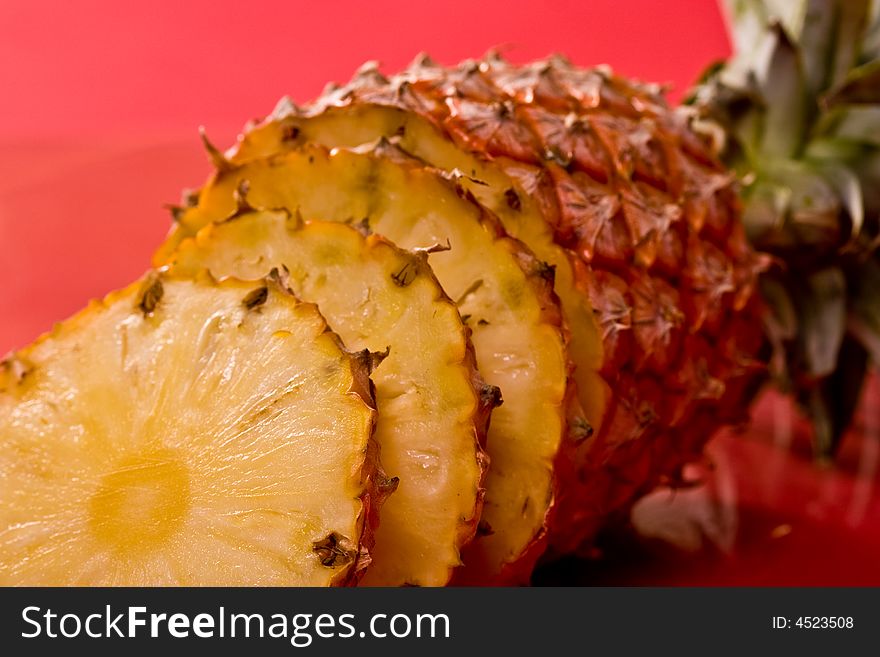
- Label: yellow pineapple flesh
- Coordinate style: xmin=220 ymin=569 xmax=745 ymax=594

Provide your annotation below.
xmin=157 ymin=144 xmax=572 ymax=583
xmin=171 ymin=213 xmax=491 ymax=586
xmin=0 ymin=272 xmax=381 ymax=585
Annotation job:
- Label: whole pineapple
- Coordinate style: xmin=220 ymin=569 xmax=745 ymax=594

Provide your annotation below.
xmin=5 ymin=0 xmax=871 ymax=588
xmin=688 ymin=0 xmax=880 ymax=455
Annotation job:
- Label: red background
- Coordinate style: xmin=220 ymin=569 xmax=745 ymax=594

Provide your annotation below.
xmin=1 ymin=0 xmax=878 ymax=584
xmin=0 ymin=0 xmax=730 ymax=353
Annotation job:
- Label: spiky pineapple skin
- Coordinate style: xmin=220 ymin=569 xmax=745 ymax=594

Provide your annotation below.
xmin=249 ymin=53 xmax=769 ymax=554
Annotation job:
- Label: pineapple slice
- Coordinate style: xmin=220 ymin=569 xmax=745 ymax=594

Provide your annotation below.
xmin=231 ymin=98 xmax=608 ymax=435
xmin=171 ymin=213 xmax=491 ymax=586
xmin=0 ymin=271 xmax=383 ymax=586
xmin=157 ymin=144 xmax=572 ymax=584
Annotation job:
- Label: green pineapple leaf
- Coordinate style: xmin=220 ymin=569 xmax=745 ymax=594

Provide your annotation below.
xmin=810 ymin=161 xmax=864 ymax=238
xmin=693 ymin=0 xmax=880 ymax=457
xmin=757 ymin=22 xmax=808 ymax=158
xmin=849 ymin=257 xmax=880 ymax=363
xmin=803 ymin=334 xmax=869 ymax=456
xmin=823 ymin=59 xmax=880 ymax=107
xmin=795 ymin=267 xmax=847 ymax=379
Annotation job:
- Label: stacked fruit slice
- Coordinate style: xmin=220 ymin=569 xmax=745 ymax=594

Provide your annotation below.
xmin=164 ymin=145 xmax=572 ymax=584
xmin=198 ymin=54 xmax=767 ymax=555
xmin=172 ymin=211 xmax=495 ymax=586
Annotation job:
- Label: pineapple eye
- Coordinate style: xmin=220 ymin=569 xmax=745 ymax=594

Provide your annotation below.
xmin=312 ymin=532 xmax=357 ymax=568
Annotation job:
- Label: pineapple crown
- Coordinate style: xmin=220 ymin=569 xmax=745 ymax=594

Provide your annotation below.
xmin=687 ymin=0 xmax=880 ymax=455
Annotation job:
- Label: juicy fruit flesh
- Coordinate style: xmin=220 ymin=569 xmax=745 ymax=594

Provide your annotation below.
xmin=0 ymin=275 xmax=376 ymax=585
xmin=160 ymin=146 xmax=569 ymax=581
xmin=172 ymin=214 xmax=485 ymax=586
xmin=88 ymin=449 xmax=190 ymax=553
xmin=237 ymin=105 xmax=608 ymax=430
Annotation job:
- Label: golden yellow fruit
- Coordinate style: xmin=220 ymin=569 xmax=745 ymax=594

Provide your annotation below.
xmin=0 ymin=271 xmax=384 ymax=586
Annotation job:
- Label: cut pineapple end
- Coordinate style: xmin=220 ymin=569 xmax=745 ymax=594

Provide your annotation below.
xmin=158 ymin=144 xmax=570 ymax=582
xmin=0 ymin=272 xmax=379 ymax=586
xmin=172 ymin=213 xmax=487 ymax=586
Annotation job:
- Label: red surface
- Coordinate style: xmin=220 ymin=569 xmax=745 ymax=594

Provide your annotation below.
xmin=1 ymin=0 xmax=877 ymax=585
xmin=536 ymin=384 xmax=880 ymax=586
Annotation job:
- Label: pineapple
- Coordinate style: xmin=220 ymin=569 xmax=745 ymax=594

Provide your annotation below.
xmin=0 ymin=271 xmax=385 ymax=585
xmin=187 ymin=53 xmax=766 ymax=555
xmin=157 ymin=144 xmax=573 ymax=584
xmin=688 ymin=0 xmax=880 ymax=455
xmin=5 ymin=1 xmax=869 ymax=588
xmin=171 ymin=212 xmax=492 ymax=586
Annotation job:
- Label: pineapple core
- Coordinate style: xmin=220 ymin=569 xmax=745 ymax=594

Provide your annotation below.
xmin=87 ymin=450 xmax=190 ymax=553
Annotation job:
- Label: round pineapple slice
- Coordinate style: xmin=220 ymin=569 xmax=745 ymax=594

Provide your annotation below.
xmin=171 ymin=213 xmax=492 ymax=587
xmin=0 ymin=271 xmax=382 ymax=586
xmin=157 ymin=144 xmax=571 ymax=584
